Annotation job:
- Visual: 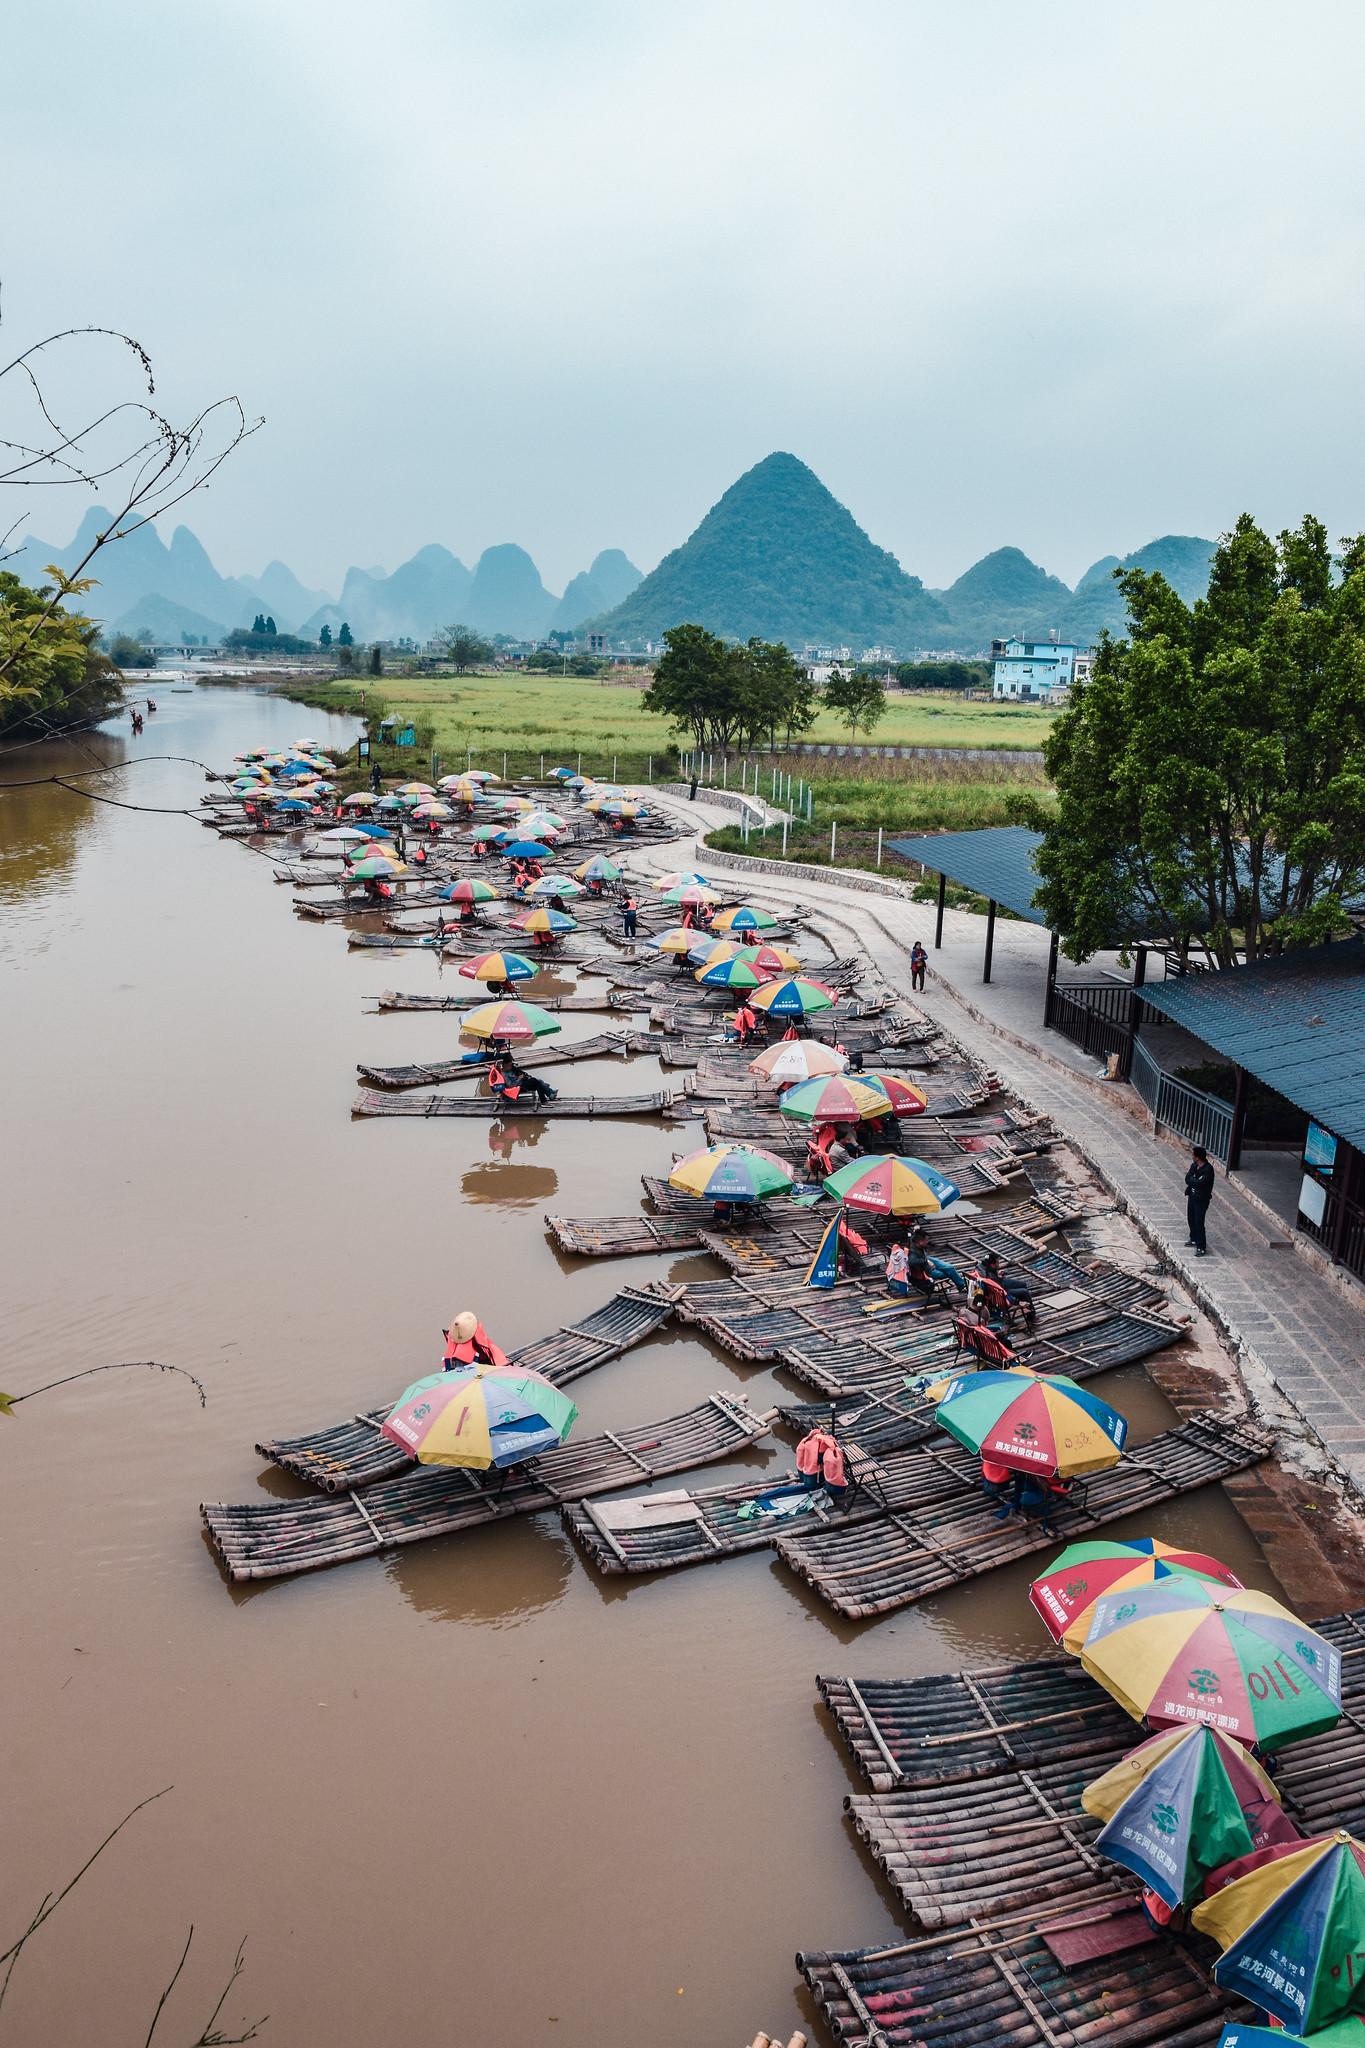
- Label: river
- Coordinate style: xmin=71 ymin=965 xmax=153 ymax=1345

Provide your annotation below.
xmin=0 ymin=685 xmax=1279 ymax=2047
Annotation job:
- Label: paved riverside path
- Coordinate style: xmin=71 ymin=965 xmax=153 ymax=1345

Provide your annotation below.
xmin=634 ymin=795 xmax=1365 ymax=1495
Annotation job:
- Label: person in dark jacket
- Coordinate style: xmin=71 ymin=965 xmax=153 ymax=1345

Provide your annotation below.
xmin=1185 ymin=1145 xmax=1215 ymax=1255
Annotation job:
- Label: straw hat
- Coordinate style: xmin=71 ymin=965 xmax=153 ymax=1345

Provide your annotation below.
xmin=451 ymin=1311 xmax=479 ymax=1342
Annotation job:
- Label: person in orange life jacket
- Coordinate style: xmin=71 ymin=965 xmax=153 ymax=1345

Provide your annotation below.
xmin=488 ymin=1056 xmax=555 ymax=1105
xmin=780 ymin=1020 xmax=803 ymax=1041
xmin=740 ymin=927 xmax=758 ymax=946
xmin=472 ymin=836 xmax=487 ymax=859
xmin=980 ymin=1454 xmax=1013 ymax=1508
xmin=795 ymin=1427 xmax=849 ymax=1509
xmin=622 ymin=896 xmax=638 ymax=937
xmin=837 ymin=1216 xmax=868 ymax=1277
xmin=441 ymin=1310 xmax=509 ymax=1371
xmin=680 ymin=903 xmax=695 ymax=929
xmin=732 ymin=1003 xmax=759 ymax=1045
xmin=885 ymin=1240 xmax=912 ymax=1297
xmin=413 ymin=841 xmax=428 ymax=865
xmin=805 ymin=1126 xmax=835 ymax=1179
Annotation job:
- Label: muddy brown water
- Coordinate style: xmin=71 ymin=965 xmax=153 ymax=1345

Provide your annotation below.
xmin=0 ymin=687 xmax=1281 ymax=2047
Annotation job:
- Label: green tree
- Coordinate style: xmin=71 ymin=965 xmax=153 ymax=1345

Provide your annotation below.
xmin=895 ymin=659 xmax=988 ymax=692
xmin=264 ymin=614 xmax=277 ymax=635
xmin=642 ymin=622 xmax=742 ymax=749
xmin=337 ymin=621 xmax=354 ymax=648
xmin=435 ymin=623 xmax=493 ymax=672
xmin=251 ymin=612 xmax=266 ymax=634
xmin=337 ymin=644 xmax=354 ymax=670
xmin=368 ymin=643 xmax=383 ymax=676
xmin=824 ymin=667 xmax=887 ymax=740
xmin=734 ymin=638 xmax=817 ymax=749
xmin=1017 ymin=514 xmax=1365 ymax=965
xmin=0 ymin=571 xmax=123 ymax=736
xmin=108 ymin=632 xmax=154 ymax=668
xmin=319 ymin=623 xmax=332 ymax=648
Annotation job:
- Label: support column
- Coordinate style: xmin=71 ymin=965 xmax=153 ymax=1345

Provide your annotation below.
xmin=1044 ymin=929 xmax=1059 ymax=1027
xmin=1124 ymin=943 xmax=1149 ymax=1078
xmin=983 ymin=900 xmax=997 ymax=984
xmin=934 ymin=871 xmax=946 ymax=949
xmin=1228 ymin=1064 xmax=1250 ymax=1173
xmin=1330 ymin=1138 xmax=1356 ymax=1264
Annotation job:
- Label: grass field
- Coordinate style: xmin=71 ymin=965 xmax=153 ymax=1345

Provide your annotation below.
xmin=285 ymin=670 xmax=1055 ymax=780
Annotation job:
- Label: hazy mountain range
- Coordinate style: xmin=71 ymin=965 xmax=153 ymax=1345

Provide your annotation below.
xmin=14 ymin=453 xmax=1216 ymax=652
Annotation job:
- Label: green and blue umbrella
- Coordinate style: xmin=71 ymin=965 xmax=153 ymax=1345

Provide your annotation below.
xmin=503 ymin=839 xmax=555 ymax=860
xmin=1195 ymin=1833 xmax=1365 ymax=2035
xmin=668 ymin=1144 xmax=794 ymax=1204
xmin=1082 ymin=1723 xmax=1290 ymax=1908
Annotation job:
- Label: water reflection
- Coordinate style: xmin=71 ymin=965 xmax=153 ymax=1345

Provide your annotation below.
xmin=461 ymin=1160 xmax=558 ymax=1206
xmin=484 ymin=1117 xmax=547 ymax=1157
xmin=389 ymin=1510 xmax=573 ymax=1626
xmin=0 ymin=726 xmax=125 ymax=913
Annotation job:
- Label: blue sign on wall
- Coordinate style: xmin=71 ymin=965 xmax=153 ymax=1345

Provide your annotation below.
xmin=1305 ymin=1122 xmax=1338 ymax=1171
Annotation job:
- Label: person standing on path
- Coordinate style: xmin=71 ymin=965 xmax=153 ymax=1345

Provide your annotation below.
xmin=910 ymin=940 xmax=927 ymax=993
xmin=622 ymin=894 xmax=638 ymax=939
xmin=1184 ymin=1145 xmax=1215 ymax=1255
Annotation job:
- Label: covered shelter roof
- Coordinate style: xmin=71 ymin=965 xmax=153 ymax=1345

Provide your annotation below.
xmin=1138 ymin=941 xmax=1365 ymax=1151
xmin=887 ymin=827 xmax=1053 ymax=927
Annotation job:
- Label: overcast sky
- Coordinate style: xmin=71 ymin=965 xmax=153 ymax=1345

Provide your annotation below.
xmin=8 ymin=0 xmax=1365 ymax=596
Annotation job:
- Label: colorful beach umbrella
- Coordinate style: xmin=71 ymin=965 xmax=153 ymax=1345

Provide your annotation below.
xmin=469 ymin=823 xmax=506 ymax=841
xmin=503 ymin=840 xmax=556 ymax=860
xmin=822 ymin=1153 xmax=960 ymax=1216
xmin=465 ymin=768 xmax=500 ymax=783
xmin=1029 ymin=1537 xmax=1244 ymax=1651
xmin=777 ymin=1074 xmax=895 ymax=1123
xmin=694 ymin=955 xmax=778 ymax=991
xmin=521 ymin=811 xmax=567 ymax=834
xmin=935 ymin=1368 xmax=1128 ymax=1478
xmin=441 ymin=878 xmax=500 ymax=905
xmin=350 ymin=822 xmax=394 ymax=840
xmin=511 ymin=907 xmax=577 ymax=937
xmin=662 ymin=884 xmax=722 ymax=906
xmin=396 ymin=781 xmax=435 ymax=796
xmin=748 ymin=975 xmax=836 ymax=1019
xmin=575 ymin=855 xmax=621 ymax=883
xmin=548 ymin=766 xmax=577 ymax=779
xmin=341 ymin=791 xmax=377 ymax=807
xmin=860 ymin=1071 xmax=930 ymax=1116
xmin=668 ymin=1144 xmax=795 ymax=1204
xmin=1195 ymin=1833 xmax=1365 ymax=2034
xmin=749 ymin=1040 xmax=848 ymax=1085
xmin=526 ymin=875 xmax=584 ymax=898
xmin=348 ymin=855 xmax=408 ymax=879
xmin=381 ymin=1363 xmax=577 ymax=1470
xmin=712 ymin=903 xmax=778 ymax=932
xmin=1081 ymin=1582 xmax=1343 ymax=1752
xmin=317 ymin=826 xmax=370 ymax=844
xmin=458 ymin=952 xmax=538 ymax=984
xmin=652 ymin=870 xmax=713 ymax=892
xmin=651 ymin=926 xmax=701 ymax=956
xmin=1217 ymin=2023 xmax=1365 ymax=2047
xmin=458 ymin=1001 xmax=561 ymax=1044
xmin=411 ymin=801 xmax=454 ymax=821
xmin=1082 ymin=1723 xmax=1289 ymax=1908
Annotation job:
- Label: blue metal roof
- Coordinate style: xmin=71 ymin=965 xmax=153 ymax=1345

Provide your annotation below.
xmin=1139 ymin=942 xmax=1365 ymax=1150
xmin=887 ymin=827 xmax=1053 ymax=926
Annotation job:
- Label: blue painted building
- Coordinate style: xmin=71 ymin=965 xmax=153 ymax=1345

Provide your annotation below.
xmin=991 ymin=637 xmax=1087 ymax=701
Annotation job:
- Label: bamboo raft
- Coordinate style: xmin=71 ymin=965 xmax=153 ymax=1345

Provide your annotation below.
xmin=774 ymin=1415 xmax=1272 ymax=1618
xmin=256 ymin=1283 xmax=680 ymax=1490
xmin=564 ymin=1416 xmax=1269 ymax=1590
xmin=355 ymin=1032 xmax=636 ymax=1088
xmin=544 ymin=1211 xmax=712 ymax=1257
xmin=796 ymin=1913 xmax=1241 ymax=2048
xmin=351 ymin=1086 xmax=682 ymax=1119
xmin=373 ymin=989 xmax=618 ymax=1013
xmin=204 ymin=1392 xmax=773 ymax=1582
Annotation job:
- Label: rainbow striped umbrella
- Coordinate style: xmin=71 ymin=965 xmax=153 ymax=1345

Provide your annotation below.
xmin=465 ymin=768 xmax=500 ymax=783
xmin=936 ymin=1367 xmax=1129 ymax=1478
xmin=441 ymin=878 xmax=500 ymax=905
xmin=694 ymin=955 xmax=777 ymax=991
xmin=662 ymin=884 xmax=722 ymax=906
xmin=469 ymin=823 xmax=506 ymax=841
xmin=341 ymin=791 xmax=377 ymax=807
xmin=748 ymin=975 xmax=836 ymax=1018
xmin=396 ymin=782 xmax=435 ymax=796
xmin=822 ymin=1153 xmax=960 ymax=1215
xmin=652 ymin=871 xmax=712 ymax=891
xmin=712 ymin=903 xmax=778 ymax=932
xmin=521 ymin=811 xmax=567 ymax=834
xmin=1195 ymin=1833 xmax=1365 ymax=2033
xmin=1082 ymin=1581 xmax=1343 ymax=1752
xmin=777 ymin=1074 xmax=895 ymax=1123
xmin=575 ymin=855 xmax=621 ymax=882
xmin=651 ymin=926 xmax=700 ymax=956
xmin=1029 ymin=1537 xmax=1243 ymax=1651
xmin=458 ymin=1001 xmax=561 ymax=1044
xmin=749 ymin=1040 xmax=848 ymax=1084
xmin=411 ymin=802 xmax=454 ymax=821
xmin=668 ymin=1144 xmax=794 ymax=1203
xmin=458 ymin=952 xmax=538 ymax=984
xmin=526 ymin=875 xmax=584 ymax=897
xmin=511 ymin=907 xmax=577 ymax=937
xmin=860 ymin=1070 xmax=930 ymax=1116
xmin=381 ymin=1363 xmax=576 ymax=1470
xmin=349 ymin=855 xmax=408 ymax=878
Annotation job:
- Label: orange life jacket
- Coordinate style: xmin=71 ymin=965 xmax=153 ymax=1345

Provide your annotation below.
xmin=442 ymin=1323 xmax=510 ymax=1369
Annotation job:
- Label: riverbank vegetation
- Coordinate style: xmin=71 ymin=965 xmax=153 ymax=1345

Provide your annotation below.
xmin=0 ymin=571 xmax=125 ymax=738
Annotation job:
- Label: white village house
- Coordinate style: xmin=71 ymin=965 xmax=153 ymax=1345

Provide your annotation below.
xmin=991 ymin=635 xmax=1093 ymax=702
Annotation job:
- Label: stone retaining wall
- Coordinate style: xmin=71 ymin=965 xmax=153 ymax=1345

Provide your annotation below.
xmin=696 ymin=837 xmax=910 ymax=900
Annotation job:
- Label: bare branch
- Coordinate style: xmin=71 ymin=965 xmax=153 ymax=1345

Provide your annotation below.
xmin=0 ymin=1789 xmax=173 ymax=2010
xmin=145 ymin=1927 xmax=195 ymax=2048
xmin=2 ymin=1359 xmax=208 ymax=1413
xmin=191 ymin=1939 xmax=269 ymax=2047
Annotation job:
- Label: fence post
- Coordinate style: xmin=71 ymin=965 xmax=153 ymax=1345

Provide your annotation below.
xmin=647 ymin=755 xmax=653 ymax=782
xmin=722 ymin=755 xmax=728 ymax=787
xmin=612 ymin=755 xmax=617 ymax=780
xmin=540 ymin=752 xmax=545 ymax=777
xmin=781 ymin=815 xmax=788 ymax=856
xmin=830 ymin=818 xmax=837 ymax=862
xmin=876 ymin=826 xmax=883 ymax=869
xmin=503 ymin=750 xmax=507 ymax=779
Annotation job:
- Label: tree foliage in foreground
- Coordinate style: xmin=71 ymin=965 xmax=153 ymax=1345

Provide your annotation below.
xmin=0 ymin=570 xmax=123 ymax=736
xmin=642 ymin=623 xmax=816 ymax=750
xmin=1016 ymin=514 xmax=1365 ymax=965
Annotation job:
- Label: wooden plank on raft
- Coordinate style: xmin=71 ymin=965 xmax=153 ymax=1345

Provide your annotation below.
xmin=351 ymin=1087 xmax=678 ymax=1119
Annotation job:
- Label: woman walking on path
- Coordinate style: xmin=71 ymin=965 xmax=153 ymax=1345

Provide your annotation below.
xmin=910 ymin=941 xmax=928 ymax=992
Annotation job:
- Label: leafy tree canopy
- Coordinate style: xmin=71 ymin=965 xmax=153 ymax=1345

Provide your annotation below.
xmin=642 ymin=624 xmax=817 ymax=750
xmin=824 ymin=667 xmax=887 ymax=740
xmin=0 ymin=570 xmax=123 ymax=736
xmin=108 ymin=632 xmax=154 ymax=669
xmin=337 ymin=620 xmax=354 ymax=647
xmin=436 ymin=622 xmax=493 ymax=672
xmin=1017 ymin=514 xmax=1365 ymax=965
xmin=319 ymin=623 xmax=332 ymax=647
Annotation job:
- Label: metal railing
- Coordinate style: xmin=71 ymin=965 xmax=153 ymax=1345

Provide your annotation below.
xmin=1300 ymin=1182 xmax=1365 ymax=1282
xmin=1130 ymin=1038 xmax=1233 ymax=1161
xmin=1045 ymin=979 xmax=1136 ymax=1073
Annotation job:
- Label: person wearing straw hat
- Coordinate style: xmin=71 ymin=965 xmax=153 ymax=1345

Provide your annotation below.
xmin=441 ymin=1311 xmax=508 ymax=1371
